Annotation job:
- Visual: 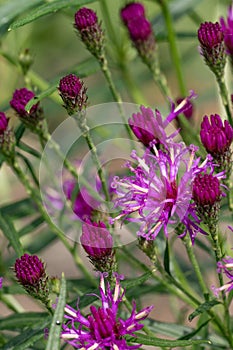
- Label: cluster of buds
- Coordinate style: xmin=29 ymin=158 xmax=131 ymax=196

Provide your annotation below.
xmin=0 ymin=112 xmax=15 ymax=159
xmin=74 ymin=7 xmax=104 ymax=61
xmin=10 ymin=88 xmax=45 ymax=137
xmin=200 ymin=114 xmax=233 ymax=177
xmin=197 ymin=21 xmax=226 ymax=77
xmin=80 ymin=220 xmax=116 ymax=274
xmin=121 ymin=2 xmax=156 ymax=67
xmin=14 ymin=254 xmax=51 ymax=307
xmin=58 ymin=74 xmax=87 ymax=117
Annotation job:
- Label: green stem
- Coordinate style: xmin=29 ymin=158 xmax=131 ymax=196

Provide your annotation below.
xmin=159 ymin=0 xmax=186 ymax=96
xmin=0 ymin=294 xmax=24 ymax=313
xmin=209 ymin=224 xmax=233 ymax=347
xmin=183 ymin=234 xmax=209 ymax=297
xmin=216 ymin=74 xmax=233 ymax=126
xmin=151 ymin=62 xmax=172 ymax=101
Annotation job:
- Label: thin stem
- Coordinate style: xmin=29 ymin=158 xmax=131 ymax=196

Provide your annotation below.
xmin=151 ymin=61 xmax=172 ymax=102
xmin=216 ymin=74 xmax=233 ymax=126
xmin=183 ymin=234 xmax=209 ymax=297
xmin=209 ymin=223 xmax=233 ymax=347
xmin=158 ymin=0 xmax=186 ymax=96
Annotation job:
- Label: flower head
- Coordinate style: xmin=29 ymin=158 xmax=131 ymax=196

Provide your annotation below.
xmin=0 ymin=112 xmax=8 ymax=135
xmin=197 ymin=22 xmax=226 ymax=75
xmin=220 ymin=4 xmax=233 ymax=56
xmin=193 ymin=173 xmax=222 ymax=206
xmin=58 ymin=74 xmax=87 ymax=115
xmin=10 ymin=88 xmax=37 ymax=117
xmin=111 ymin=142 xmax=210 ymax=242
xmin=127 ymin=17 xmax=152 ymax=42
xmin=74 ymin=7 xmax=104 ymax=59
xmin=0 ymin=277 xmax=3 ymax=289
xmin=212 ymin=253 xmax=233 ymax=297
xmin=121 ymin=2 xmax=145 ymax=25
xmin=81 ymin=220 xmax=115 ymax=272
xmin=61 ymin=273 xmax=153 ymax=349
xmin=14 ymin=254 xmax=49 ymax=301
xmin=200 ymin=114 xmax=233 ymax=155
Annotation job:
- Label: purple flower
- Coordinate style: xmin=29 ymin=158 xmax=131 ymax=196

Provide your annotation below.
xmin=197 ymin=22 xmax=226 ymax=75
xmin=58 ymin=74 xmax=87 ymax=115
xmin=192 ymin=173 xmax=222 ymax=206
xmin=129 ymin=91 xmax=196 ymax=149
xmin=74 ymin=7 xmax=97 ymax=30
xmin=0 ymin=277 xmax=3 ymax=289
xmin=14 ymin=254 xmax=49 ymax=300
xmin=81 ymin=220 xmax=113 ymax=258
xmin=127 ymin=17 xmax=152 ymax=42
xmin=176 ymin=97 xmax=193 ymax=120
xmin=212 ymin=255 xmax=233 ymax=297
xmin=10 ymin=88 xmax=38 ymax=117
xmin=111 ymin=142 xmax=210 ymax=241
xmin=15 ymin=254 xmax=45 ymax=286
xmin=0 ymin=112 xmax=8 ymax=135
xmin=220 ymin=4 xmax=233 ymax=55
xmin=120 ymin=2 xmax=145 ymax=25
xmin=74 ymin=7 xmax=104 ymax=59
xmin=61 ymin=273 xmax=153 ymax=349
xmin=200 ymin=114 xmax=233 ymax=155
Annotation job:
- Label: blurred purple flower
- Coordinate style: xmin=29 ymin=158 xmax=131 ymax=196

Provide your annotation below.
xmin=61 ymin=273 xmax=153 ymax=349
xmin=0 ymin=277 xmax=3 ymax=289
xmin=220 ymin=4 xmax=233 ymax=55
xmin=121 ymin=2 xmax=145 ymax=25
xmin=0 ymin=112 xmax=8 ymax=135
xmin=10 ymin=88 xmax=38 ymax=117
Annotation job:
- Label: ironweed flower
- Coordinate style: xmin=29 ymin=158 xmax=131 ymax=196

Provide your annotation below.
xmin=212 ymin=247 xmax=233 ymax=297
xmin=81 ymin=220 xmax=115 ymax=273
xmin=197 ymin=21 xmax=226 ymax=76
xmin=129 ymin=91 xmax=196 ymax=149
xmin=200 ymin=114 xmax=233 ymax=176
xmin=0 ymin=277 xmax=3 ymax=289
xmin=14 ymin=254 xmax=50 ymax=303
xmin=121 ymin=2 xmax=145 ymax=25
xmin=10 ymin=88 xmax=43 ymax=130
xmin=74 ymin=7 xmax=104 ymax=59
xmin=0 ymin=112 xmax=8 ymax=134
xmin=220 ymin=4 xmax=233 ymax=57
xmin=111 ymin=142 xmax=210 ymax=242
xmin=61 ymin=273 xmax=153 ymax=349
xmin=58 ymin=74 xmax=87 ymax=115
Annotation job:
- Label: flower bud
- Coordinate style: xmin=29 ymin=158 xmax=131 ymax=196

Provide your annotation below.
xmin=120 ymin=2 xmax=145 ymax=25
xmin=14 ymin=254 xmax=50 ymax=304
xmin=220 ymin=4 xmax=233 ymax=59
xmin=58 ymin=74 xmax=87 ymax=115
xmin=197 ymin=21 xmax=226 ymax=76
xmin=74 ymin=7 xmax=104 ymax=60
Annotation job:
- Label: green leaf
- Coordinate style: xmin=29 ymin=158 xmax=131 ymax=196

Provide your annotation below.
xmin=0 ymin=213 xmax=24 ymax=257
xmin=126 ymin=333 xmax=210 ymax=347
xmin=25 ymin=57 xmax=100 ymax=111
xmin=164 ymin=238 xmax=171 ymax=275
xmin=0 ymin=198 xmax=36 ymax=219
xmin=188 ymin=299 xmax=221 ymax=321
xmin=17 ymin=142 xmax=41 ymax=158
xmin=18 ymin=216 xmax=44 ymax=237
xmin=15 ymin=124 xmax=26 ymax=143
xmin=0 ymin=312 xmax=48 ymax=331
xmin=122 ymin=272 xmax=152 ymax=289
xmin=1 ymin=319 xmax=50 ymax=350
xmin=0 ymin=0 xmax=43 ymax=35
xmin=46 ymin=273 xmax=66 ymax=350
xmin=179 ymin=319 xmax=210 ymax=340
xmin=9 ymin=0 xmax=97 ymax=30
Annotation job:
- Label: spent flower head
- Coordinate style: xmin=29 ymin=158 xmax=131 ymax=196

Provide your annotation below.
xmin=74 ymin=7 xmax=104 ymax=59
xmin=61 ymin=273 xmax=153 ymax=349
xmin=198 ymin=21 xmax=226 ymax=76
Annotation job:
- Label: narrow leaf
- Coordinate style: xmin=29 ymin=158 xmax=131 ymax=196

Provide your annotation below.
xmin=0 ymin=312 xmax=48 ymax=331
xmin=0 ymin=198 xmax=36 ymax=218
xmin=46 ymin=273 xmax=66 ymax=350
xmin=18 ymin=216 xmax=44 ymax=237
xmin=9 ymin=0 xmax=97 ymax=30
xmin=126 ymin=333 xmax=210 ymax=347
xmin=188 ymin=300 xmax=221 ymax=321
xmin=122 ymin=272 xmax=152 ymax=289
xmin=0 ymin=213 xmax=24 ymax=257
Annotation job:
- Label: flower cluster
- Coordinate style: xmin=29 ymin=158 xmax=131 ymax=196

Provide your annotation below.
xmin=61 ymin=273 xmax=153 ymax=349
xmin=120 ymin=2 xmax=156 ymax=66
